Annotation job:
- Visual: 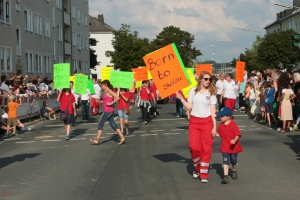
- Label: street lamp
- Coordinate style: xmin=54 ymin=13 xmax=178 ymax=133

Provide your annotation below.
xmin=212 ymin=53 xmax=224 ymax=74
xmin=209 ymin=45 xmax=225 ymax=74
xmin=220 ymin=40 xmax=241 ymax=61
xmin=274 ymin=2 xmax=300 ymax=9
xmin=238 ymin=27 xmax=264 ymax=36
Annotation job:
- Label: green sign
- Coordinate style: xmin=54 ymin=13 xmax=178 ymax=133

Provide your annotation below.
xmin=110 ymin=71 xmax=134 ymax=89
xmin=53 ymin=63 xmax=70 ymax=89
xmin=87 ymin=79 xmax=95 ymax=95
xmin=74 ymin=74 xmax=88 ymax=94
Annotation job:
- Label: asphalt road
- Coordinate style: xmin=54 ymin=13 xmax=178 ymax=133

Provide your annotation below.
xmin=0 ymin=102 xmax=300 ymax=200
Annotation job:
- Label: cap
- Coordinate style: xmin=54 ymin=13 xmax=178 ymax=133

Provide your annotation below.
xmin=216 ymin=107 xmax=232 ymax=116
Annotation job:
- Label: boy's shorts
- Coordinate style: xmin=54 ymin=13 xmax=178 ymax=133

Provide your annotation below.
xmin=222 ymin=153 xmax=238 ymax=165
xmin=7 ymin=117 xmax=18 ymax=127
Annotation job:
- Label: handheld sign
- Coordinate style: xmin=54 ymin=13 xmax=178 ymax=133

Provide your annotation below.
xmin=196 ymin=64 xmax=213 ymax=76
xmin=236 ymin=61 xmax=246 ymax=82
xmin=132 ymin=67 xmax=148 ymax=81
xmin=74 ymin=74 xmax=88 ymax=94
xmin=54 ymin=63 xmax=70 ymax=89
xmin=87 ymin=79 xmax=96 ymax=94
xmin=182 ymin=69 xmax=198 ymax=98
xmin=143 ymin=43 xmax=190 ymax=99
xmin=101 ymin=67 xmax=113 ymax=81
xmin=110 ymin=71 xmax=134 ymax=89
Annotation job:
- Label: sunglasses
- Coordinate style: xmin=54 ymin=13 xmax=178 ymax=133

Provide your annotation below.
xmin=202 ymin=78 xmax=212 ymax=82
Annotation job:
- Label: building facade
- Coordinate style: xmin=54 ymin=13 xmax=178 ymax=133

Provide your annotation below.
xmin=0 ymin=0 xmax=89 ymax=80
xmin=89 ymin=14 xmax=114 ymax=79
xmin=265 ymin=0 xmax=300 ymax=34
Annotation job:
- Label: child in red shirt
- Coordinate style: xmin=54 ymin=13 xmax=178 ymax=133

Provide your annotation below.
xmin=215 ymin=107 xmax=243 ymax=184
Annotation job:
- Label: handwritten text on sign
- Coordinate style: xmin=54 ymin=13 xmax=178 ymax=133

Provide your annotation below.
xmin=87 ymin=79 xmax=95 ymax=94
xmin=196 ymin=64 xmax=213 ymax=76
xmin=132 ymin=67 xmax=148 ymax=81
xmin=74 ymin=74 xmax=88 ymax=94
xmin=101 ymin=67 xmax=113 ymax=81
xmin=143 ymin=44 xmax=190 ymax=99
xmin=235 ymin=61 xmax=246 ymax=82
xmin=54 ymin=63 xmax=70 ymax=89
xmin=110 ymin=71 xmax=134 ymax=89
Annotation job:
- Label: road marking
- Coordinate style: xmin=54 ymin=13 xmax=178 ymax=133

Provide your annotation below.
xmin=233 ymin=115 xmax=248 ymax=117
xmin=70 ymin=138 xmax=86 ymax=140
xmin=105 ymin=133 xmax=116 ymax=135
xmin=140 ymin=134 xmax=158 ymax=136
xmin=150 ymin=130 xmax=163 ymax=132
xmin=15 ymin=141 xmax=35 ymax=144
xmin=171 ymin=129 xmax=184 ymax=131
xmin=5 ymin=138 xmax=22 ymax=140
xmin=42 ymin=139 xmax=62 ymax=142
xmin=125 ymin=135 xmax=135 ymax=137
xmin=45 ymin=124 xmax=64 ymax=127
xmin=83 ymin=134 xmax=97 ymax=136
xmin=133 ymin=131 xmax=145 ymax=133
xmin=41 ymin=131 xmax=53 ymax=133
xmin=164 ymin=133 xmax=181 ymax=135
xmin=34 ymin=136 xmax=53 ymax=139
xmin=238 ymin=126 xmax=246 ymax=127
xmin=239 ymin=129 xmax=245 ymax=130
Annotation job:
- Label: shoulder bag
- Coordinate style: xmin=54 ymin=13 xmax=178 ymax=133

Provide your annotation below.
xmin=60 ymin=95 xmax=72 ymax=121
xmin=121 ymin=95 xmax=130 ymax=115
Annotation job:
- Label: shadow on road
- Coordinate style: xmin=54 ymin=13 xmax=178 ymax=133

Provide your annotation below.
xmin=210 ymin=163 xmax=223 ymax=179
xmin=153 ymin=153 xmax=194 ymax=176
xmin=284 ymin=135 xmax=300 ymax=161
xmin=0 ymin=153 xmax=41 ymax=169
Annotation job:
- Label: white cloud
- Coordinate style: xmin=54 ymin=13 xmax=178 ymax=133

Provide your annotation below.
xmin=89 ymin=0 xmax=294 ymax=63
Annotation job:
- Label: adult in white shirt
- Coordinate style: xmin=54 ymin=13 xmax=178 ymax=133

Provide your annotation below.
xmin=91 ymin=78 xmax=101 ymax=115
xmin=221 ymin=73 xmax=238 ymax=111
xmin=81 ymin=88 xmax=91 ymax=122
xmin=216 ymin=74 xmax=225 ymax=111
xmin=176 ymin=71 xmax=217 ymax=183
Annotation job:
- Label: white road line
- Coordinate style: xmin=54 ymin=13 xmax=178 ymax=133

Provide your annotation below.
xmin=143 ymin=125 xmax=156 ymax=126
xmin=70 ymin=138 xmax=86 ymax=140
xmin=233 ymin=115 xmax=248 ymax=117
xmin=171 ymin=129 xmax=184 ymax=131
xmin=150 ymin=130 xmax=163 ymax=132
xmin=83 ymin=134 xmax=97 ymax=136
xmin=41 ymin=131 xmax=53 ymax=132
xmin=105 ymin=133 xmax=116 ymax=135
xmin=34 ymin=136 xmax=53 ymax=139
xmin=140 ymin=134 xmax=158 ymax=136
xmin=238 ymin=126 xmax=246 ymax=127
xmin=45 ymin=124 xmax=64 ymax=127
xmin=133 ymin=131 xmax=145 ymax=133
xmin=5 ymin=138 xmax=22 ymax=140
xmin=239 ymin=129 xmax=245 ymax=130
xmin=125 ymin=135 xmax=135 ymax=137
xmin=164 ymin=133 xmax=181 ymax=135
xmin=42 ymin=139 xmax=62 ymax=142
xmin=15 ymin=141 xmax=35 ymax=144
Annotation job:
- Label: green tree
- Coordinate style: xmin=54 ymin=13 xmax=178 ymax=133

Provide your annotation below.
xmin=150 ymin=26 xmax=202 ymax=67
xmin=89 ymin=38 xmax=100 ymax=69
xmin=105 ymin=24 xmax=151 ymax=71
xmin=257 ymin=29 xmax=300 ymax=69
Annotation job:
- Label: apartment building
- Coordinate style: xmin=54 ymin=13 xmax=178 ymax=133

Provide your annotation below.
xmin=89 ymin=14 xmax=114 ymax=79
xmin=0 ymin=0 xmax=89 ymax=80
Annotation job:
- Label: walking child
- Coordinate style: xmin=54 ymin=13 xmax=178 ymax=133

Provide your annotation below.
xmin=6 ymin=95 xmax=22 ymax=136
xmin=215 ymin=107 xmax=243 ymax=184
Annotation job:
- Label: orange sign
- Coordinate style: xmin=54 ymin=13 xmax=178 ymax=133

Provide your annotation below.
xmin=143 ymin=44 xmax=190 ymax=99
xmin=235 ymin=61 xmax=245 ymax=82
xmin=132 ymin=67 xmax=148 ymax=81
xmin=196 ymin=64 xmax=213 ymax=76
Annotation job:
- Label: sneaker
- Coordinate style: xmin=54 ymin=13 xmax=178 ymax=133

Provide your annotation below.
xmin=192 ymin=171 xmax=199 ymax=179
xmin=286 ymin=128 xmax=291 ymax=132
xmin=221 ymin=176 xmax=229 ymax=184
xmin=294 ymin=124 xmax=298 ymax=130
xmin=290 ymin=127 xmax=293 ymax=131
xmin=176 ymin=115 xmax=179 ymax=118
xmin=231 ymin=171 xmax=238 ymax=180
xmin=143 ymin=121 xmax=147 ymax=125
xmin=201 ymin=178 xmax=208 ymax=183
xmin=65 ymin=135 xmax=70 ymax=140
xmin=266 ymin=124 xmax=271 ymax=128
xmin=277 ymin=127 xmax=281 ymax=132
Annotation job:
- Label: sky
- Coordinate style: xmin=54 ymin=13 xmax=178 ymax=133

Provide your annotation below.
xmin=89 ymin=0 xmax=292 ymax=64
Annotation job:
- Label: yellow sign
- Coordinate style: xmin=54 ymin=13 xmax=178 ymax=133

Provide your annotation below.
xmin=101 ymin=67 xmax=113 ymax=81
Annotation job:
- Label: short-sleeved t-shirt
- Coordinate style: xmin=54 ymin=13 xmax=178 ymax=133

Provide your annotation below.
xmin=140 ymin=87 xmax=150 ymax=101
xmin=264 ymin=87 xmax=275 ymax=103
xmin=59 ymin=93 xmax=76 ymax=114
xmin=8 ymin=101 xmax=20 ymax=118
xmin=223 ymin=80 xmax=237 ymax=99
xmin=118 ymin=92 xmax=130 ymax=110
xmin=150 ymin=83 xmax=158 ymax=99
xmin=187 ymin=87 xmax=217 ymax=118
xmin=217 ymin=121 xmax=243 ymax=154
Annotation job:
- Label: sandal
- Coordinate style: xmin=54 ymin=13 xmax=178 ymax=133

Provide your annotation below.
xmin=125 ymin=128 xmax=130 ymax=136
xmin=118 ymin=137 xmax=126 ymax=145
xmin=89 ymin=138 xmax=100 ymax=145
xmin=279 ymin=130 xmax=285 ymax=133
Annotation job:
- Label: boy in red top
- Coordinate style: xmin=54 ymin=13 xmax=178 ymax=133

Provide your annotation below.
xmin=215 ymin=107 xmax=243 ymax=184
xmin=6 ymin=95 xmax=22 ymax=136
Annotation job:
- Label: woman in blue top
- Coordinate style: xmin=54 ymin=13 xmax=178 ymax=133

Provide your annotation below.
xmin=264 ymin=81 xmax=278 ymax=127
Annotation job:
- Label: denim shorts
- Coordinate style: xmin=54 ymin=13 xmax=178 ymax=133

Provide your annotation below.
xmin=222 ymin=153 xmax=238 ymax=165
xmin=118 ymin=110 xmax=129 ymax=120
xmin=64 ymin=113 xmax=74 ymax=125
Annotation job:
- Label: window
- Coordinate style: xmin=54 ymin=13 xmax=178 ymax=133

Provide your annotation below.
xmin=35 ymin=13 xmax=42 ymax=35
xmin=71 ymin=4 xmax=75 ymax=19
xmin=77 ymin=7 xmax=80 ymax=24
xmin=53 ymin=38 xmax=56 ymax=60
xmin=85 ymin=38 xmax=89 ymax=50
xmin=16 ymin=27 xmax=21 ymax=56
xmin=25 ymin=51 xmax=34 ymax=72
xmin=84 ymin=14 xmax=88 ymax=26
xmin=73 ymin=59 xmax=77 ymax=73
xmin=0 ymin=0 xmax=11 ymax=24
xmin=72 ymin=32 xmax=76 ymax=46
xmin=24 ymin=8 xmax=33 ymax=31
xmin=81 ymin=12 xmax=84 ymax=24
xmin=44 ymin=17 xmax=50 ymax=38
xmin=44 ymin=55 xmax=51 ymax=73
xmin=58 ymin=56 xmax=63 ymax=63
xmin=5 ymin=0 xmax=10 ymax=24
xmin=0 ymin=47 xmax=12 ymax=72
xmin=77 ymin=34 xmax=81 ymax=50
xmin=81 ymin=35 xmax=84 ymax=50
xmin=16 ymin=0 xmax=20 ymax=11
xmin=56 ymin=0 xmax=62 ymax=10
xmin=0 ymin=0 xmax=3 ymax=22
xmin=52 ymin=5 xmax=55 ymax=27
xmin=35 ymin=53 xmax=42 ymax=72
xmin=57 ymin=24 xmax=62 ymax=42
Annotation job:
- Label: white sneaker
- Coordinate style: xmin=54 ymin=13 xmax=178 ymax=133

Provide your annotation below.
xmin=201 ymin=178 xmax=208 ymax=183
xmin=277 ymin=128 xmax=281 ymax=132
xmin=290 ymin=127 xmax=293 ymax=131
xmin=193 ymin=171 xmax=199 ymax=179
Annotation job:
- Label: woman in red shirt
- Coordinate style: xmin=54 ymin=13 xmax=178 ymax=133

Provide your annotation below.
xmin=117 ymin=87 xmax=131 ymax=135
xmin=56 ymin=88 xmax=77 ymax=140
xmin=138 ymin=80 xmax=151 ymax=124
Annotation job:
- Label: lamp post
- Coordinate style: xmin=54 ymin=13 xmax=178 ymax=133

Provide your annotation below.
xmin=274 ymin=2 xmax=300 ymax=9
xmin=220 ymin=40 xmax=241 ymax=61
xmin=209 ymin=44 xmax=225 ymax=74
xmin=212 ymin=53 xmax=224 ymax=74
xmin=238 ymin=27 xmax=264 ymax=36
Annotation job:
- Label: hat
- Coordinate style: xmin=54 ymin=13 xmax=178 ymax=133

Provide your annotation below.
xmin=216 ymin=107 xmax=232 ymax=116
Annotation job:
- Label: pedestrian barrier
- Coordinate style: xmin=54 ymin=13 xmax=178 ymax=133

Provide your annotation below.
xmin=0 ymin=93 xmax=60 ymax=120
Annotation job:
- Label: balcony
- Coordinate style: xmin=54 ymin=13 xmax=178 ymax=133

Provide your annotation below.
xmin=65 ymin=42 xmax=71 ymax=55
xmin=64 ymin=11 xmax=70 ymax=26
